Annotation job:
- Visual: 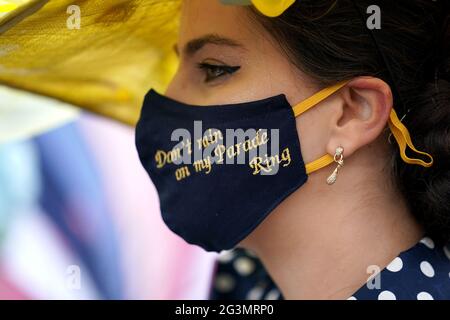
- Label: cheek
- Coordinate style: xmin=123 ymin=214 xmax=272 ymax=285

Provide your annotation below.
xmin=295 ymin=110 xmax=330 ymax=164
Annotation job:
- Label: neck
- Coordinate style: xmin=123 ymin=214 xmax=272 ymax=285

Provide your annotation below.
xmin=239 ymin=148 xmax=424 ymax=299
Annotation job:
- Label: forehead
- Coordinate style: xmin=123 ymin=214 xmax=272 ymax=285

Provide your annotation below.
xmin=178 ymin=0 xmax=255 ymax=47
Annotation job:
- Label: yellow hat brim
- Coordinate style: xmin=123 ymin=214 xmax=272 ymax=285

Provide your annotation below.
xmin=0 ymin=0 xmax=181 ymax=128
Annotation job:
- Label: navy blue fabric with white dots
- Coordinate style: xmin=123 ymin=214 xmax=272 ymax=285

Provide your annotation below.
xmin=351 ymin=237 xmax=450 ymax=300
xmin=209 ymin=249 xmax=283 ymax=300
xmin=209 ymin=237 xmax=450 ymax=300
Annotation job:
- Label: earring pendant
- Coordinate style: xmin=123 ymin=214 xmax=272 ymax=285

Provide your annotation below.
xmin=326 ymin=146 xmax=344 ymax=185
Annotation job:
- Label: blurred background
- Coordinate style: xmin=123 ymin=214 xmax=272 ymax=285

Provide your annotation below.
xmin=0 ymin=86 xmax=219 ymax=299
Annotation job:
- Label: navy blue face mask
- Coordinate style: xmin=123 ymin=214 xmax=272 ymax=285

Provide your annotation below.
xmin=135 ymin=82 xmax=350 ymax=252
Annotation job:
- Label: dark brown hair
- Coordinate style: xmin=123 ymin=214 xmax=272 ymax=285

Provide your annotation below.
xmin=250 ymin=0 xmax=450 ymax=243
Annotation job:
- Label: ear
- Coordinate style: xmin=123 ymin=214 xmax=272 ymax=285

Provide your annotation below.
xmin=326 ymin=77 xmax=393 ymax=158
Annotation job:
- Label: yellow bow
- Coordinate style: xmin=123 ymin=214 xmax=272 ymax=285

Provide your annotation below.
xmin=251 ymin=0 xmax=296 ymax=17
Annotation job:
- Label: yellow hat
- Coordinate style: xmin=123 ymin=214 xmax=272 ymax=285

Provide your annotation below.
xmin=0 ymin=0 xmax=434 ymax=167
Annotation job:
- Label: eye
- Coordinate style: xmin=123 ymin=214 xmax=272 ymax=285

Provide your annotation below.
xmin=197 ymin=62 xmax=240 ymax=83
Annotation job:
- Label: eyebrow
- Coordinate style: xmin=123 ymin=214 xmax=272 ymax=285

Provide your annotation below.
xmin=174 ymin=34 xmax=243 ymax=57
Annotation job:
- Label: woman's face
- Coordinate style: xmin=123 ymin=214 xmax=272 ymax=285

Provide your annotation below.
xmin=165 ymin=0 xmax=350 ymax=250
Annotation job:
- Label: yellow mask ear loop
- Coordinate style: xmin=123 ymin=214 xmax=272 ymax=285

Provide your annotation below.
xmin=291 ymin=81 xmax=434 ymax=175
xmin=292 ymin=81 xmax=349 ymax=174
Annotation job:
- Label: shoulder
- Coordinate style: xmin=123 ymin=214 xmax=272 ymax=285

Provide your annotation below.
xmin=352 ymin=237 xmax=450 ymax=300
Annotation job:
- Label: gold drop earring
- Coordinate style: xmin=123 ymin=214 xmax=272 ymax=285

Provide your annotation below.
xmin=326 ymin=146 xmax=344 ymax=185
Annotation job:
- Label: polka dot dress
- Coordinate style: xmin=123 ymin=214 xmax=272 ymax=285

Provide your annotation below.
xmin=209 ymin=237 xmax=450 ymax=300
xmin=209 ymin=248 xmax=283 ymax=300
xmin=351 ymin=236 xmax=450 ymax=300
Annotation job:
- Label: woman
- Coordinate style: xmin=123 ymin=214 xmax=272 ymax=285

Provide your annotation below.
xmin=2 ymin=0 xmax=450 ymax=300
xmin=135 ymin=0 xmax=450 ymax=300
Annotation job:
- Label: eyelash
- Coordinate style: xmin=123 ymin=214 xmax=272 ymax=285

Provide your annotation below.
xmin=197 ymin=62 xmax=240 ymax=83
